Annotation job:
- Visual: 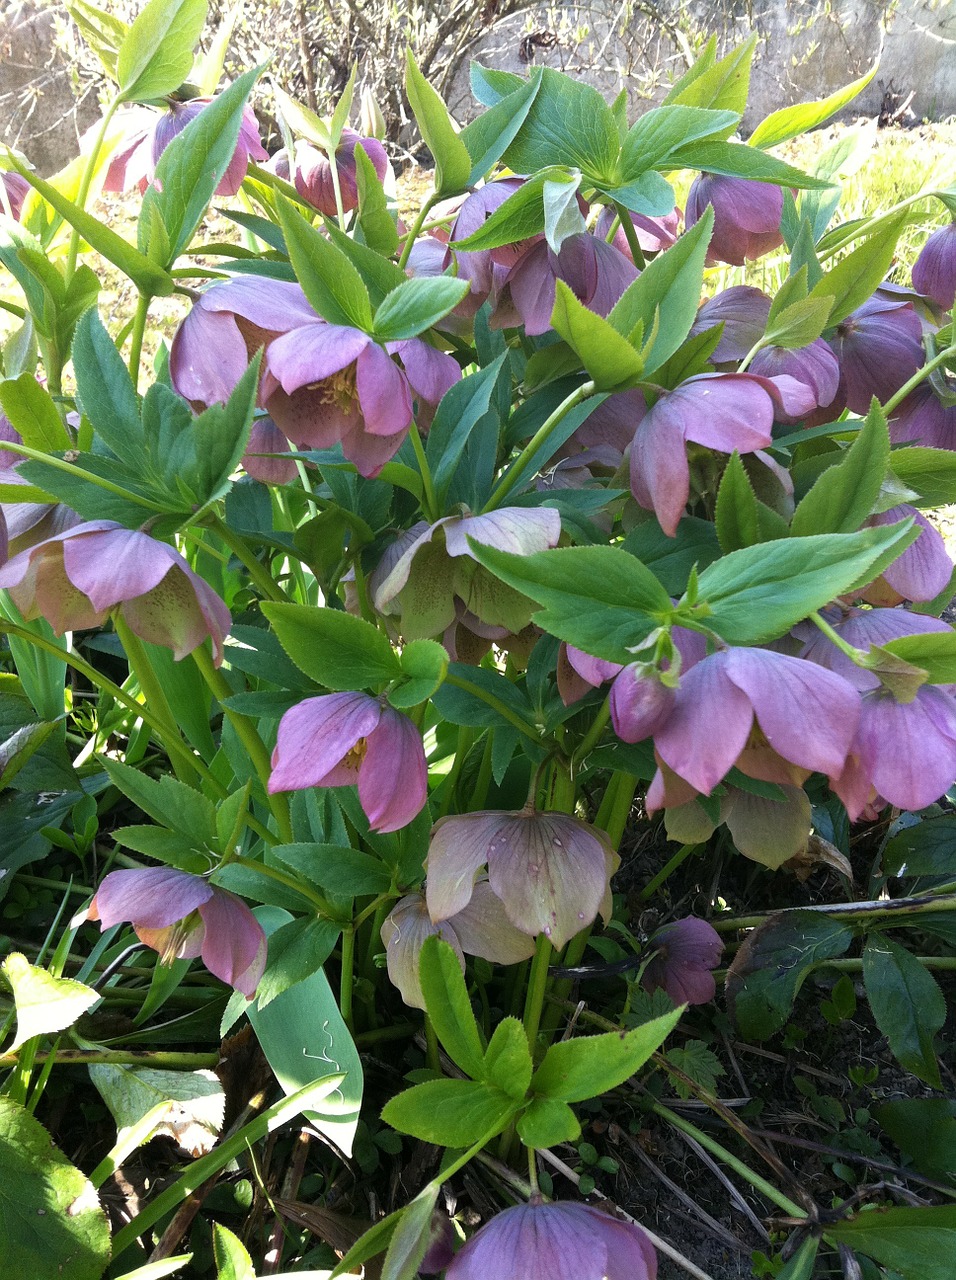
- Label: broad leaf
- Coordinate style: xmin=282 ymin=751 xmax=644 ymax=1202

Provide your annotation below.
xmin=116 ymin=0 xmax=207 ymax=103
xmin=419 ymin=935 xmax=486 ymax=1079
xmin=790 ymin=402 xmax=890 ymax=537
xmin=531 ymin=1008 xmax=681 ymax=1102
xmin=826 ymin=1205 xmax=956 ymax=1280
xmin=382 ymin=1078 xmax=516 ymax=1146
xmin=372 ymin=276 xmax=469 ymax=342
xmin=862 ymin=933 xmax=944 ymax=1087
xmin=404 ymin=51 xmax=471 ymax=196
xmin=277 ymin=197 xmax=373 ymax=330
xmin=2 ymin=952 xmax=99 ymax=1052
xmin=0 ymin=374 xmax=71 ymax=452
xmin=749 ymin=62 xmax=879 ymax=149
xmin=551 ymin=280 xmax=643 ymax=390
xmin=504 ymin=68 xmax=619 ymax=185
xmin=260 ymin=602 xmax=400 ymax=689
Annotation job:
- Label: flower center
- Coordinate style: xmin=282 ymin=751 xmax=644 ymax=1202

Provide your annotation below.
xmin=309 ymin=366 xmax=358 ymax=415
xmin=343 ymin=737 xmax=369 ymax=768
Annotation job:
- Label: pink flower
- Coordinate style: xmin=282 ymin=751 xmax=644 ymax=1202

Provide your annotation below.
xmin=861 ymin=505 xmax=953 ymax=604
xmin=912 ymin=221 xmax=956 ymax=311
xmin=88 ymin=867 xmax=266 ymax=997
xmin=0 ymin=170 xmax=29 ymax=221
xmin=290 ymin=130 xmax=390 ymax=216
xmin=685 ymin=174 xmax=784 ymax=265
xmin=749 ymin=339 xmax=840 ymax=421
xmin=381 ymin=885 xmax=534 ymax=1009
xmin=0 ymin=520 xmax=230 ymax=662
xmin=241 ymin=416 xmax=299 ymax=484
xmin=426 ymin=806 xmax=618 ymax=949
xmin=689 ymin=286 xmax=772 ymax=363
xmin=268 ymin=691 xmax=427 ymax=832
xmin=445 ymin=1199 xmax=657 ymax=1280
xmin=490 ymin=233 xmax=638 ymax=335
xmin=830 ymin=295 xmax=925 ymax=415
xmin=642 ymin=917 xmax=723 ymax=1005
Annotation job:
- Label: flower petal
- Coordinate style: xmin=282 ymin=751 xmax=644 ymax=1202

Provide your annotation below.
xmin=267 ymin=323 xmax=370 ymax=394
xmin=355 ymin=342 xmax=413 ymax=436
xmin=358 ymin=705 xmax=428 ymax=832
xmin=654 ymin=654 xmax=754 ymax=793
xmin=269 ymin=692 xmax=382 ymax=792
xmin=197 ymin=888 xmax=267 ymax=996
xmin=89 ymin=867 xmax=212 ymax=930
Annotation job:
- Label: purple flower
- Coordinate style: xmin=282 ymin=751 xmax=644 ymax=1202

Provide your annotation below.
xmin=912 ymin=221 xmax=956 ymax=311
xmin=557 ymin=643 xmax=623 ymax=706
xmin=594 ymin=204 xmax=680 ymax=261
xmin=829 ymin=295 xmax=925 ymax=415
xmin=0 ymin=170 xmax=29 ymax=221
xmin=642 ymin=917 xmax=723 ymax=1005
xmin=749 ymin=339 xmax=840 ymax=421
xmin=685 ymin=174 xmax=784 ymax=265
xmin=889 ymin=383 xmax=956 ymax=450
xmin=445 ymin=1199 xmax=657 ymax=1280
xmin=100 ymin=98 xmax=267 ymax=197
xmin=447 ymin=178 xmax=526 ymax=300
xmin=381 ymin=885 xmax=534 ymax=1009
xmin=689 ymin=286 xmax=772 ymax=363
xmin=0 ymin=520 xmax=231 ymax=662
xmin=370 ymin=507 xmax=561 ymax=641
xmin=557 ymin=387 xmax=647 ymax=471
xmin=268 ymin=691 xmax=427 ymax=833
xmin=88 ymin=867 xmax=266 ymax=997
xmin=426 ymin=806 xmax=618 ymax=949
xmin=491 ymin=232 xmax=638 ymax=335
xmin=651 ymin=647 xmax=861 ymax=795
xmin=799 ymin=605 xmax=953 ymax=692
xmin=290 ymin=131 xmax=391 ymax=216
xmin=264 ymin=319 xmax=459 ymax=478
xmin=241 ymin=416 xmax=299 ymax=484
xmin=629 ymin=373 xmax=814 ymax=536
xmin=861 ymin=505 xmax=953 ymax=604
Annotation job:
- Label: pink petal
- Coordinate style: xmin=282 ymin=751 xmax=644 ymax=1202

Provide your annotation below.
xmin=89 ymin=867 xmax=212 ymax=930
xmin=269 ymin=692 xmax=382 ymax=792
xmin=630 ymin=407 xmax=691 ymax=537
xmin=391 ymin=339 xmax=461 ymax=406
xmin=358 ymin=705 xmax=428 ymax=832
xmin=198 ymin=888 xmax=267 ymax=996
xmin=857 ymin=687 xmax=956 ymax=811
xmin=355 ymin=342 xmax=413 ymax=436
xmin=654 ymin=653 xmax=754 ymax=793
xmin=450 ymin=881 xmax=537 ymax=965
xmin=672 ymin=375 xmax=775 ymax=452
xmin=381 ymin=894 xmax=463 ymax=1010
xmin=63 ymin=527 xmax=176 ymax=611
xmin=267 ymin=323 xmax=370 ymax=395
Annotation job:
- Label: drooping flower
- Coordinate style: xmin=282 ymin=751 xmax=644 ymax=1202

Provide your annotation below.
xmin=0 ymin=170 xmax=29 ymax=221
xmin=861 ymin=505 xmax=953 ymax=604
xmin=798 ymin=605 xmax=953 ymax=692
xmin=748 ymin=339 xmax=840 ymax=421
xmin=629 ymin=373 xmax=815 ymax=536
xmin=88 ymin=867 xmax=266 ymax=997
xmin=889 ymin=382 xmax=956 ymax=451
xmin=685 ymin=174 xmax=784 ymax=265
xmin=288 ymin=130 xmax=391 ymax=216
xmin=912 ymin=220 xmax=956 ymax=311
xmin=688 ymin=286 xmax=772 ymax=363
xmin=268 ymin=691 xmax=427 ymax=833
xmin=241 ymin=416 xmax=299 ymax=485
xmin=557 ymin=643 xmax=623 ymax=706
xmin=99 ymin=97 xmax=267 ymax=197
xmin=642 ymin=917 xmax=723 ymax=1005
xmin=445 ymin=1198 xmax=657 ymax=1280
xmin=0 ymin=520 xmax=231 ymax=661
xmin=446 ymin=177 xmax=526 ymax=301
xmin=426 ymin=806 xmax=618 ymax=949
xmin=829 ymin=294 xmax=925 ymax=415
xmin=370 ymin=507 xmax=561 ymax=642
xmin=381 ymin=885 xmax=534 ymax=1009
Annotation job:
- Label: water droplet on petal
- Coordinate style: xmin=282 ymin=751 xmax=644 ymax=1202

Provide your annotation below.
xmin=544 ymin=926 xmax=552 ymax=936
xmin=552 ymin=838 xmax=563 ymax=847
xmin=578 ymin=912 xmax=586 ymax=920
xmin=529 ymin=863 xmax=539 ymax=873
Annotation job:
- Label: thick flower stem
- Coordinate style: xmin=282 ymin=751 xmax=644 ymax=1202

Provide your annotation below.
xmin=340 ymin=925 xmax=356 ymax=1030
xmin=881 ymin=339 xmax=956 ymax=416
xmin=66 ymin=94 xmax=121 ymax=281
xmin=612 ymin=201 xmax=647 ymax=270
xmin=522 ymin=933 xmax=554 ymax=1062
xmin=191 ymin=644 xmax=295 ymax=845
xmin=231 ymin=856 xmax=333 ymax=916
xmin=209 ymin=514 xmax=292 ymax=603
xmin=571 ymin=693 xmax=611 ymax=767
xmin=398 ymin=192 xmax=441 ymax=272
xmin=639 ymin=843 xmax=700 ymax=902
xmin=407 ymin=420 xmax=440 ymax=523
xmin=710 ymin=890 xmax=956 ymax=934
xmin=127 ymin=290 xmax=152 ymax=392
xmin=595 ymin=771 xmax=638 ymax=849
xmin=113 ymin=615 xmax=200 ymax=786
xmin=483 ymin=379 xmax=598 ymax=511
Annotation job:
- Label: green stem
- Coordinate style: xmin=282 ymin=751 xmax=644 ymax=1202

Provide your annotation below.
xmin=710 ymin=891 xmax=956 ymax=934
xmin=113 ymin=615 xmax=199 ymax=785
xmin=340 ymin=925 xmax=355 ymax=1030
xmin=571 ymin=694 xmax=611 ymax=766
xmin=640 ymin=843 xmax=700 ymax=902
xmin=191 ymin=645 xmax=294 ymax=844
xmin=651 ymin=1103 xmax=806 ymax=1219
xmin=209 ymin=514 xmax=291 ymax=602
xmin=0 ymin=1049 xmax=218 ymax=1068
xmin=398 ymin=193 xmax=441 ymax=272
xmin=407 ymin=420 xmax=440 ymax=522
xmin=595 ymin=772 xmax=637 ymax=849
xmin=66 ymin=95 xmax=121 ymax=280
xmin=232 ymin=855 xmax=334 ymax=916
xmin=445 ymin=672 xmax=540 ymax=744
xmin=0 ymin=441 xmax=166 ymax=513
xmin=483 ymin=380 xmax=597 ymax=511
xmin=613 ymin=202 xmax=647 ymax=270
xmin=882 ymin=341 xmax=956 ymax=416
xmin=468 ymin=729 xmax=495 ymax=813
xmin=127 ymin=291 xmax=152 ymax=392
xmin=523 ymin=934 xmax=554 ymax=1062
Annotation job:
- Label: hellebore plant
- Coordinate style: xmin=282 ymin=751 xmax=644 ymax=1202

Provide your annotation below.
xmin=3 ymin=15 xmax=956 ymax=1280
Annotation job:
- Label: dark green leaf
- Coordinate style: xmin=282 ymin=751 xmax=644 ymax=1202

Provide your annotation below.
xmin=714 ymin=451 xmax=760 ymax=552
xmin=427 ymin=355 xmax=506 ymax=501
xmin=825 ymin=1204 xmax=956 ymax=1280
xmin=862 ymin=933 xmax=944 ymax=1087
xmin=790 ymin=401 xmax=890 ymax=537
xmin=875 ymin=1098 xmax=956 ymax=1182
xmin=71 ymin=307 xmax=142 ymax=463
xmin=468 ymin=541 xmax=673 ymax=664
xmin=460 ymin=75 xmax=542 ymax=183
xmin=373 ymin=276 xmax=469 ymax=342
xmin=354 ymin=142 xmax=399 ymax=256
xmin=725 ymin=909 xmax=854 ymax=1039
xmin=389 ymin=639 xmax=448 ymax=709
xmin=884 ymin=816 xmax=956 ymax=878
xmin=260 ymin=602 xmax=400 ymax=689
xmin=503 ymin=68 xmax=619 ymax=184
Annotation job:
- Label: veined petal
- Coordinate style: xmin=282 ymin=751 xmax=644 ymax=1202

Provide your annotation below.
xmin=381 ymin=894 xmax=463 ymax=1010
xmin=427 ymin=811 xmax=500 ymax=921
xmin=444 ymin=507 xmax=561 ymax=559
xmin=269 ymin=692 xmax=382 ymax=793
xmin=198 ymin=888 xmax=267 ymax=996
xmin=355 ymin=342 xmax=413 ymax=436
xmin=654 ymin=654 xmax=753 ymax=793
xmin=445 ymin=1200 xmax=609 ymax=1280
xmin=391 ymin=338 xmax=461 ymax=406
xmin=267 ymin=323 xmax=370 ymax=394
xmin=857 ymin=687 xmax=956 ymax=811
xmin=358 ymin=705 xmax=428 ymax=832
xmin=672 ymin=375 xmax=775 ymax=452
xmin=89 ymin=867 xmax=212 ymax=930
xmin=630 ymin=405 xmax=691 ymax=537
xmin=450 ymin=881 xmax=536 ymax=965
xmin=62 ymin=527 xmax=175 ymax=610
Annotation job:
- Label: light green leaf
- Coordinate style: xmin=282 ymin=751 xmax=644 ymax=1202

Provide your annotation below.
xmin=388 ymin=638 xmax=448 ymax=709
xmin=483 ymin=1017 xmax=533 ymax=1100
xmin=666 ymin=140 xmax=831 ymax=190
xmin=213 ymin=1223 xmax=255 ymax=1280
xmin=381 ymin=1185 xmax=440 ymax=1280
xmin=116 ymin=0 xmax=208 ymax=103
xmin=551 ymin=279 xmax=644 ymax=390
xmin=419 ymin=935 xmax=486 ymax=1079
xmin=2 ymin=952 xmax=99 ymax=1052
xmin=382 ymin=1078 xmax=515 ymax=1146
xmin=0 ymin=374 xmax=71 ymax=452
xmin=517 ymin=1096 xmax=581 ymax=1148
xmin=749 ymin=61 xmax=879 ymax=150
xmin=405 ymin=50 xmax=472 ymax=196
xmin=89 ymin=1063 xmax=224 ymax=1152
xmin=808 ymin=213 xmax=909 ymax=325
xmin=260 ymin=602 xmax=400 ymax=689
xmin=277 ymin=196 xmax=373 ymax=330
xmin=714 ymin=451 xmax=760 ymax=552
xmin=531 ymin=1008 xmax=682 ymax=1102
xmin=503 ymin=68 xmax=620 ymax=184
xmin=664 ymin=37 xmax=756 ymax=115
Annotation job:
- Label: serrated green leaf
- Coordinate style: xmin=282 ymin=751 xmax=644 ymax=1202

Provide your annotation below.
xmin=260 ymin=602 xmax=400 ymax=689
xmin=790 ymin=401 xmax=890 ymax=537
xmin=809 ymin=213 xmax=909 ymax=325
xmin=881 ymin=631 xmax=956 ymax=685
xmin=531 ymin=1008 xmax=681 ymax=1102
xmin=863 ymin=933 xmax=944 ymax=1087
xmin=381 ymin=1185 xmax=439 ymax=1280
xmin=116 ymin=0 xmax=207 ymax=102
xmin=2 ymin=952 xmax=99 ymax=1051
xmin=483 ymin=1017 xmax=532 ymax=1099
xmin=213 ymin=1223 xmax=255 ymax=1280
xmin=667 ymin=140 xmax=831 ymax=190
xmin=381 ymin=1078 xmax=515 ymax=1146
xmin=404 ymin=51 xmax=471 ymax=197
xmin=664 ymin=37 xmax=756 ymax=114
xmin=503 ymin=68 xmax=619 ymax=184
xmin=277 ymin=196 xmax=373 ymax=330
xmin=714 ymin=451 xmax=760 ymax=552
xmin=388 ymin=638 xmax=448 ymax=709
xmin=762 ymin=293 xmax=832 ymax=349
xmin=517 ymin=1096 xmax=581 ymax=1148
xmin=419 ymin=935 xmax=485 ymax=1079
xmin=0 ymin=373 xmax=71 ymax=452
xmin=825 ymin=1204 xmax=956 ymax=1280
xmin=551 ymin=280 xmax=643 ymax=390
xmin=460 ymin=74 xmax=542 ymax=183
xmin=372 ymin=276 xmax=469 ymax=342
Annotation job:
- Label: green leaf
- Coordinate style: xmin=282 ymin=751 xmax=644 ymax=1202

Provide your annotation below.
xmin=880 ymin=630 xmax=956 ymax=685
xmin=761 ymin=293 xmax=832 ymax=350
xmin=748 ymin=61 xmax=879 ymax=149
xmin=884 ymin=815 xmax=956 ymax=878
xmin=607 ymin=207 xmax=713 ymax=375
xmin=253 ymin=916 xmax=341 ymax=1009
xmin=517 ymin=1096 xmax=581 ymax=1148
xmin=467 ymin=542 xmax=672 ymax=664
xmin=469 ymin=63 xmax=525 ymax=107
xmin=550 ymin=280 xmax=643 ymax=390
xmin=531 ymin=1008 xmax=681 ymax=1102
xmin=323 ymin=218 xmax=408 ymax=306
xmin=272 ymin=843 xmax=391 ymax=897
xmin=543 ymin=174 xmax=586 ymax=252
xmin=888 ymin=446 xmax=956 ymax=508
xmin=775 ymin=1237 xmax=820 ymax=1280
xmin=825 ymin=1205 xmax=956 ymax=1280
xmin=619 ymin=105 xmax=739 ymax=176
xmin=790 ymin=401 xmax=890 ymax=537
xmin=247 ymin=908 xmax=362 ymax=1155
xmin=2 ymin=952 xmax=99 ymax=1052
xmin=102 ymin=757 xmax=217 ymax=844
xmin=186 ymin=353 xmax=259 ymax=503
xmin=594 ymin=170 xmax=676 ymax=217
xmin=419 ymin=935 xmax=486 ymax=1079
xmin=276 ymin=196 xmax=373 ymax=330
xmin=460 ymin=74 xmax=542 ymax=184
xmin=808 ymin=213 xmax=909 ymax=325
xmin=427 ymin=355 xmax=506 ymax=501
xmin=388 ymin=639 xmax=448 ymax=709
xmin=0 ymin=374 xmax=71 ymax=452
xmin=451 ymin=167 xmax=571 ymax=251
xmin=71 ymin=307 xmax=143 ymax=464
xmin=381 ymin=1185 xmax=440 ymax=1280
xmin=404 ymin=50 xmax=472 ymax=197
xmin=381 ymin=1078 xmax=515 ymax=1146
xmin=213 ymin=1223 xmax=255 ymax=1280
xmin=354 ymin=143 xmax=399 ymax=256
xmin=0 ymin=1097 xmax=111 ymax=1280
xmin=664 ymin=37 xmax=756 ymax=114
xmin=66 ymin=0 xmax=128 ymax=80
xmin=666 ymin=140 xmax=831 ymax=190
xmin=483 ymin=1017 xmax=532 ymax=1100
xmin=725 ymin=909 xmax=853 ymax=1039
xmin=862 ymin=933 xmax=944 ymax=1087
xmin=116 ymin=0 xmax=207 ymax=103
xmin=89 ymin=1062 xmax=223 ymax=1149
xmin=0 ymin=721 xmax=58 ymax=791
xmin=714 ymin=451 xmax=760 ymax=552
xmin=875 ymin=1098 xmax=956 ymax=1182
xmin=372 ymin=276 xmax=469 ymax=342
xmin=143 ymin=65 xmax=263 ymax=265
xmin=503 ymin=68 xmax=619 ymax=184
xmin=260 ymin=602 xmax=400 ymax=689
xmin=693 ymin=523 xmax=918 ymax=646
